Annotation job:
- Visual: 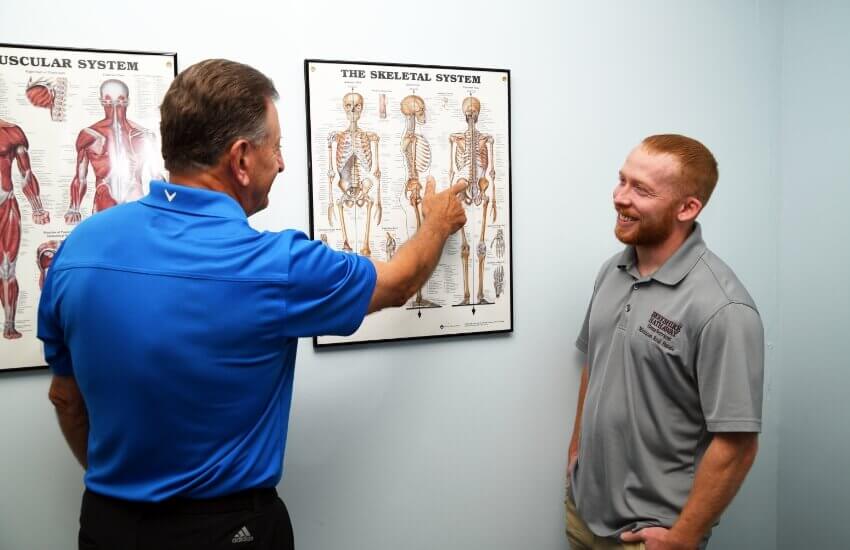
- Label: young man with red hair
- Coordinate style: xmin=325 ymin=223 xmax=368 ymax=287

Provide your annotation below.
xmin=566 ymin=135 xmax=764 ymax=550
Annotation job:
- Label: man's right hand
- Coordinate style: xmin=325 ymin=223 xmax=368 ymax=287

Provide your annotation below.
xmin=421 ymin=177 xmax=467 ymax=237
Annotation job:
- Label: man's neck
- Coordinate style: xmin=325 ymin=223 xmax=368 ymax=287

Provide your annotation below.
xmin=635 ymin=224 xmax=694 ymax=278
xmin=168 ymin=168 xmax=247 ymax=213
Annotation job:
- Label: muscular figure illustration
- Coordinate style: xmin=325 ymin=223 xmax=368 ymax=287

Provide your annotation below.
xmin=0 ymin=120 xmax=50 ymax=339
xmin=25 ymin=77 xmax=68 ymax=122
xmin=326 ymin=92 xmax=382 ymax=256
xmin=37 ymin=240 xmax=59 ymax=290
xmin=65 ymin=79 xmax=160 ymax=224
xmin=400 ymin=94 xmax=439 ymax=308
xmin=449 ymin=97 xmax=496 ymax=305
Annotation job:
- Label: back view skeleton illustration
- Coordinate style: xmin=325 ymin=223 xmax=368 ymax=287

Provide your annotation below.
xmin=449 ymin=96 xmax=496 ymax=305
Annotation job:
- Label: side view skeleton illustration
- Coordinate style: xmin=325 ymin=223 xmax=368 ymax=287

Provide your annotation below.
xmin=326 ymin=92 xmax=382 ymax=256
xmin=400 ymin=94 xmax=440 ymax=308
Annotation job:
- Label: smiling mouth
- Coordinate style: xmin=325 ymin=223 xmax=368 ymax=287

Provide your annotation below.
xmin=618 ymin=213 xmax=638 ymax=223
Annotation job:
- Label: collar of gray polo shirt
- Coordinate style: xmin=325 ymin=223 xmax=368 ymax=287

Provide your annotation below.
xmin=616 ymin=222 xmax=707 ymax=285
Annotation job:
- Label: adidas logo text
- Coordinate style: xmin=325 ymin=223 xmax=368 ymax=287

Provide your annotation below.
xmin=232 ymin=526 xmax=254 ymax=544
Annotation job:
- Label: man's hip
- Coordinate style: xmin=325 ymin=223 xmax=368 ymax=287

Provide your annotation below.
xmin=79 ymin=486 xmax=293 ymax=550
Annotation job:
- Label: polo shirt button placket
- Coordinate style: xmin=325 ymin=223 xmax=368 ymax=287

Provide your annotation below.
xmin=627 ymin=282 xmax=640 ymax=313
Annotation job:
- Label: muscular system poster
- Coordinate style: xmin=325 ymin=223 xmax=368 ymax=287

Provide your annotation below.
xmin=305 ymin=60 xmax=513 ymax=347
xmin=0 ymin=44 xmax=176 ymax=371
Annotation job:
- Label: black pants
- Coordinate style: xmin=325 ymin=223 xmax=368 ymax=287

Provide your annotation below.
xmin=78 ymin=487 xmax=294 ymax=550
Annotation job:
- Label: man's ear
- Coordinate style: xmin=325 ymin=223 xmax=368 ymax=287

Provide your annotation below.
xmin=228 ymin=139 xmax=252 ymax=188
xmin=677 ymin=195 xmax=704 ymax=223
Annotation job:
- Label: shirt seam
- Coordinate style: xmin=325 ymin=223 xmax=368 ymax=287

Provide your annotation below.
xmin=698 ymin=255 xmax=734 ymax=303
xmin=696 ymin=300 xmax=759 ymax=339
xmin=51 ymin=264 xmax=289 ymax=284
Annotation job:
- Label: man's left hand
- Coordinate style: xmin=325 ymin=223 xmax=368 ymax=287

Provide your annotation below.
xmin=620 ymin=527 xmax=695 ymax=550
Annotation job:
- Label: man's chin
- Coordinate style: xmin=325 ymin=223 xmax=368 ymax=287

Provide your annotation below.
xmin=246 ymin=197 xmax=270 ymax=217
xmin=615 ymin=226 xmax=637 ymax=245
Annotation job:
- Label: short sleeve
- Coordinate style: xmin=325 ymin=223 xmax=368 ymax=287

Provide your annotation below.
xmin=37 ymin=245 xmax=74 ymax=376
xmin=696 ymin=303 xmax=764 ymax=432
xmin=576 ymin=296 xmax=592 ymax=354
xmin=282 ymin=232 xmax=377 ymax=337
xmin=576 ymin=264 xmax=606 ymax=354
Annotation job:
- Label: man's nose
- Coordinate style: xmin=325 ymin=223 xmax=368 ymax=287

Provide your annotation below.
xmin=613 ymin=185 xmax=629 ymax=204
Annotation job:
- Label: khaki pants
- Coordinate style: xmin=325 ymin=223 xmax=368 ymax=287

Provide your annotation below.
xmin=565 ymin=494 xmax=645 ymax=550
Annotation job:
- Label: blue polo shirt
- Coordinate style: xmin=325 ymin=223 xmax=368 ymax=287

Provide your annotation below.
xmin=38 ymin=180 xmax=376 ymax=502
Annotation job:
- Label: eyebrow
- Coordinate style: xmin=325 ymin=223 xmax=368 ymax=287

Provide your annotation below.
xmin=620 ymin=171 xmax=645 ymax=186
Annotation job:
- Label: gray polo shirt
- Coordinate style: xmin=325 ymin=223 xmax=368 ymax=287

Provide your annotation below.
xmin=570 ymin=223 xmax=764 ymax=537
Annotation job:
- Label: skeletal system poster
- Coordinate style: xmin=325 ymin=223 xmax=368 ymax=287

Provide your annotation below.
xmin=305 ymin=60 xmax=512 ymax=346
xmin=0 ymin=44 xmax=175 ymax=371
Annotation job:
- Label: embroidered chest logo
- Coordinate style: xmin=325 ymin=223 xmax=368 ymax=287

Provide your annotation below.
xmin=637 ymin=311 xmax=683 ymax=351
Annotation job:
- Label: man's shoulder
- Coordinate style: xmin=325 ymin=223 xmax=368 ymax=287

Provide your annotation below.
xmin=66 ymin=202 xmax=139 ymax=238
xmin=601 ymin=250 xmax=625 ymax=271
xmin=52 ymin=203 xmax=141 ymax=264
xmin=593 ymin=250 xmax=628 ymax=286
xmin=687 ymin=246 xmax=759 ymax=318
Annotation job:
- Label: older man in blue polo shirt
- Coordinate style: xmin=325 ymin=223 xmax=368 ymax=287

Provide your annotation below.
xmin=566 ymin=135 xmax=764 ymax=550
xmin=39 ymin=59 xmax=466 ymax=550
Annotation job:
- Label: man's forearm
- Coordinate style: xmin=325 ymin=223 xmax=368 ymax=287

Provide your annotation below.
xmin=568 ymin=365 xmax=590 ymax=467
xmin=57 ymin=409 xmax=89 ymax=469
xmin=391 ymin=221 xmax=448 ymax=298
xmin=669 ymin=433 xmax=758 ymax=546
xmin=48 ymin=375 xmax=89 ymax=469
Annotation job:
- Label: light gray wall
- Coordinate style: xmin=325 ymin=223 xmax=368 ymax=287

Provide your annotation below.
xmin=0 ymin=1 xmax=786 ymax=549
xmin=777 ymin=1 xmax=850 ymax=549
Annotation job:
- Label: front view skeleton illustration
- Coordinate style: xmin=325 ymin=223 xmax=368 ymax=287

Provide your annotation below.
xmin=449 ymin=96 xmax=496 ymax=305
xmin=400 ymin=95 xmax=439 ymax=308
xmin=0 ymin=120 xmax=50 ymax=339
xmin=65 ymin=79 xmax=160 ymax=224
xmin=327 ymin=92 xmax=382 ymax=256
